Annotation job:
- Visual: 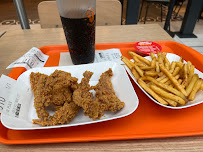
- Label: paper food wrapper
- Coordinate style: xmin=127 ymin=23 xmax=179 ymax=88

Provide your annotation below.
xmin=0 ymin=62 xmax=138 ymax=130
xmin=0 ymin=48 xmax=124 ymax=118
xmin=0 ymin=48 xmax=129 ymax=130
xmin=0 ymin=75 xmax=33 ymax=120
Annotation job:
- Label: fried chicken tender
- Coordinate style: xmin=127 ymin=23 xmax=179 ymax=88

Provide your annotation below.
xmin=30 ymin=70 xmax=79 ymax=121
xmin=30 ymin=72 xmax=50 ymax=120
xmin=30 ymin=69 xmax=125 ymax=126
xmin=73 ymin=71 xmax=103 ymax=120
xmin=93 ymin=68 xmax=125 ymax=112
xmin=45 ymin=70 xmax=78 ymax=106
xmin=33 ymin=102 xmax=80 ymax=126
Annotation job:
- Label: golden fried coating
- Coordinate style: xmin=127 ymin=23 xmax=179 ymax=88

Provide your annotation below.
xmin=30 ymin=72 xmax=50 ymax=120
xmin=30 ymin=70 xmax=79 ymax=122
xmin=45 ymin=70 xmax=78 ymax=106
xmin=30 ymin=69 xmax=125 ymax=126
xmin=73 ymin=71 xmax=103 ymax=120
xmin=52 ymin=104 xmax=63 ymax=111
xmin=33 ymin=102 xmax=80 ymax=126
xmin=30 ymin=72 xmax=44 ymax=91
xmin=93 ymin=68 xmax=125 ymax=112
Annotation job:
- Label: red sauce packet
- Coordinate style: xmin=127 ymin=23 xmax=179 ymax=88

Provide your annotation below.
xmin=134 ymin=41 xmax=162 ymax=56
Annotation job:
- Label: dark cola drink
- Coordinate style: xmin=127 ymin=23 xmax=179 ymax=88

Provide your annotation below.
xmin=60 ymin=12 xmax=95 ymax=65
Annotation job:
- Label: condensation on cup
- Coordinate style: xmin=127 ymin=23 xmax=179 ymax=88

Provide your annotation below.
xmin=56 ymin=0 xmax=96 ymax=65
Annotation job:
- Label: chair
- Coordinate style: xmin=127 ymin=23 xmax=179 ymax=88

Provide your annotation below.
xmin=139 ymin=0 xmax=170 ymax=24
xmin=38 ymin=0 xmax=122 ymax=28
xmin=173 ymin=0 xmax=185 ymax=19
xmin=198 ymin=5 xmax=203 ymax=21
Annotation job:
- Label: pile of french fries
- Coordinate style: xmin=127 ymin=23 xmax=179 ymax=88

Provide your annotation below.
xmin=121 ymin=51 xmax=203 ymax=107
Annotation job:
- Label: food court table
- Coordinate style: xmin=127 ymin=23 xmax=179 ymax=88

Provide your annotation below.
xmin=0 ymin=24 xmax=202 ymax=151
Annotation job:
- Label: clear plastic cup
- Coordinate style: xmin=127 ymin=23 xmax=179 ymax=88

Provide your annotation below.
xmin=56 ymin=0 xmax=96 ymax=65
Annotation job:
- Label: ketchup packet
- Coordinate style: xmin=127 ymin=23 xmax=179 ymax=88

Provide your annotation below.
xmin=134 ymin=41 xmax=162 ymax=56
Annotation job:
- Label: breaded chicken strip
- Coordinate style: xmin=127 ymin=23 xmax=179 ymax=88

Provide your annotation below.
xmin=30 ymin=70 xmax=78 ymax=121
xmin=93 ymin=68 xmax=125 ymax=112
xmin=30 ymin=72 xmax=50 ymax=120
xmin=45 ymin=70 xmax=78 ymax=106
xmin=33 ymin=102 xmax=80 ymax=126
xmin=73 ymin=71 xmax=103 ymax=120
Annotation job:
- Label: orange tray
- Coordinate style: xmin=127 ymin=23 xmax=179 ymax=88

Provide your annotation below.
xmin=1 ymin=41 xmax=203 ymax=144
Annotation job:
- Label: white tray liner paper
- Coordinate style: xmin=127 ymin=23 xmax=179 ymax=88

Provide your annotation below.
xmin=125 ymin=53 xmax=203 ymax=109
xmin=1 ymin=61 xmax=139 ymax=130
xmin=59 ymin=49 xmax=124 ymax=66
